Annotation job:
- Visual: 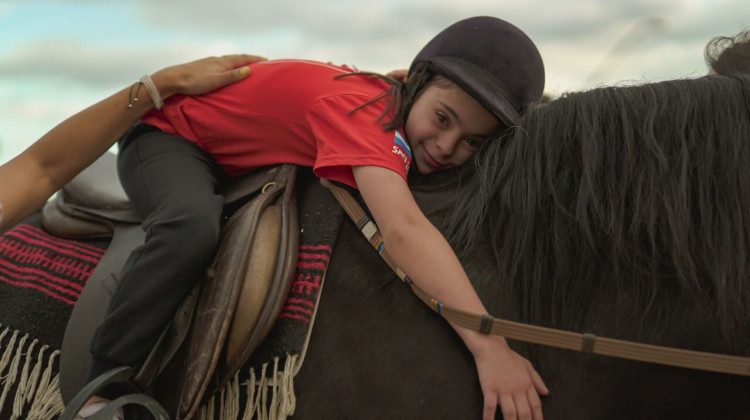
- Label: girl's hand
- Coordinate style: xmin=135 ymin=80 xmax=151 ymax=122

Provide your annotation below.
xmin=472 ymin=335 xmax=548 ymax=420
xmin=151 ymin=54 xmax=267 ymax=99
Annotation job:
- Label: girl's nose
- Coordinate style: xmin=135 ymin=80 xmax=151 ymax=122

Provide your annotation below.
xmin=435 ymin=133 xmax=460 ymax=157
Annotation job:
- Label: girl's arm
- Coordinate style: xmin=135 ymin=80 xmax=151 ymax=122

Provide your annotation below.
xmin=0 ymin=54 xmax=265 ymax=232
xmin=353 ymin=165 xmax=548 ymax=420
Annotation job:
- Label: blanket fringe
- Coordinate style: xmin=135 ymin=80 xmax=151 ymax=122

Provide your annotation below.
xmin=2 ymin=324 xmax=300 ymax=420
xmin=201 ymin=353 xmax=298 ymax=420
xmin=0 ymin=324 xmax=64 ymax=420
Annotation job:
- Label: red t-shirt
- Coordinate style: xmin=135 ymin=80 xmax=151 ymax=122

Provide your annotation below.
xmin=141 ymin=59 xmax=412 ymax=189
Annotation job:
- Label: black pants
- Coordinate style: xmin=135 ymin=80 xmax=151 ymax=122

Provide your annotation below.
xmin=88 ymin=124 xmax=229 ymax=380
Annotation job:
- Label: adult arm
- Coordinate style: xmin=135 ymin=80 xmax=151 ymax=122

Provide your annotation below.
xmin=0 ymin=54 xmax=265 ymax=232
xmin=353 ymin=165 xmax=549 ymax=420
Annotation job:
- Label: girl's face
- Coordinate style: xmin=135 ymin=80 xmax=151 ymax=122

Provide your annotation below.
xmin=404 ymin=78 xmax=499 ymax=175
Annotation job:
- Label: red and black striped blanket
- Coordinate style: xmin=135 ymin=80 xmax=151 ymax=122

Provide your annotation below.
xmin=0 ymin=173 xmax=342 ymax=419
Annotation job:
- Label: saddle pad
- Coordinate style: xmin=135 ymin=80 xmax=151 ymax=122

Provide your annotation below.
xmin=0 ymin=170 xmax=342 ymax=420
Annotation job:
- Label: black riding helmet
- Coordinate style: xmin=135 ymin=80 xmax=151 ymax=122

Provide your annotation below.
xmin=409 ymin=16 xmax=545 ymax=127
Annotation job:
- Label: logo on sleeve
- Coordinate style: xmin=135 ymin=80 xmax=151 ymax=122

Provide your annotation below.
xmin=391 ymin=130 xmax=412 ymax=172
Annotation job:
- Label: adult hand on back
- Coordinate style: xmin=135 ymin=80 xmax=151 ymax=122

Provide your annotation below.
xmin=0 ymin=54 xmax=267 ymax=233
xmin=152 ymin=54 xmax=268 ymax=99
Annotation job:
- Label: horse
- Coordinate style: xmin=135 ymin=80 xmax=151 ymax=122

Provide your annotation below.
xmin=2 ymin=73 xmax=750 ymax=419
xmin=293 ymin=74 xmax=750 ymax=419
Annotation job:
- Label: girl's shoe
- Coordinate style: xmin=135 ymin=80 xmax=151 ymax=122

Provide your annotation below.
xmin=73 ymin=401 xmax=125 ymax=420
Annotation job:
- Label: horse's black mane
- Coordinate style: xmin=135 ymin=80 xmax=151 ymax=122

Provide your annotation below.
xmin=449 ymin=75 xmax=750 ymax=349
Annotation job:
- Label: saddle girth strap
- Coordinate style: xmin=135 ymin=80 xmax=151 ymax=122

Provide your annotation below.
xmin=320 ymin=178 xmax=750 ymax=377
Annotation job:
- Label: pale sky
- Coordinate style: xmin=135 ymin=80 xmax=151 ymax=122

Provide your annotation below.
xmin=1 ymin=0 xmax=749 ymax=164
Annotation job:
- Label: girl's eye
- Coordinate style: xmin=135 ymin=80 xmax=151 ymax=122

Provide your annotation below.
xmin=436 ymin=113 xmax=448 ymax=126
xmin=464 ymin=137 xmax=483 ymax=149
xmin=464 ymin=137 xmax=487 ymax=151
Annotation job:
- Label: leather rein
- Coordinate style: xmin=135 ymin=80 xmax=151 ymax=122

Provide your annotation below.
xmin=321 ymin=179 xmax=750 ymax=377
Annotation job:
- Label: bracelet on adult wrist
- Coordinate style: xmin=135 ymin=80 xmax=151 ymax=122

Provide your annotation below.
xmin=140 ymin=74 xmax=164 ymax=110
xmin=127 ymin=81 xmax=144 ymax=109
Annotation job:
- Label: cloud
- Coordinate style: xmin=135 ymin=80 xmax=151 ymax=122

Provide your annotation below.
xmin=2 ymin=0 xmax=749 ymax=93
xmin=131 ymin=0 xmax=681 ymax=45
xmin=0 ymin=38 xmax=247 ymax=88
xmin=126 ymin=0 xmax=730 ymax=88
xmin=2 ymin=0 xmax=750 ymax=165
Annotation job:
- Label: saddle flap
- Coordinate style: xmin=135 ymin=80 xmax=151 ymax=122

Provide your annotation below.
xmin=224 ymin=206 xmax=281 ymax=363
xmin=132 ymin=285 xmax=200 ymax=390
xmin=41 ymin=152 xmax=140 ymax=238
xmin=42 ymin=195 xmax=115 ymax=238
xmin=217 ymin=170 xmax=299 ymax=388
xmin=149 ymin=164 xmax=298 ymax=420
xmin=220 ymin=165 xmax=281 ymax=206
xmin=63 ymin=152 xmax=132 ymax=212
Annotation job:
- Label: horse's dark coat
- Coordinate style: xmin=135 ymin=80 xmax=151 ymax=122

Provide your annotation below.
xmin=292 ymin=170 xmax=750 ymax=420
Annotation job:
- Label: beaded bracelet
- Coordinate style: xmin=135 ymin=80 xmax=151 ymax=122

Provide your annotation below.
xmin=127 ymin=81 xmax=144 ymax=109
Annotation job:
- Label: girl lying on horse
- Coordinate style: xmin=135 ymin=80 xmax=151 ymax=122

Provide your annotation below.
xmin=81 ymin=16 xmax=549 ymax=420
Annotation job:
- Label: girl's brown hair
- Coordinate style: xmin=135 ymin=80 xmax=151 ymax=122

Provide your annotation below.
xmin=335 ymin=67 xmax=436 ymax=131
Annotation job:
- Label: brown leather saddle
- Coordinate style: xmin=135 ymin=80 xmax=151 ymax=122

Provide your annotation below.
xmin=49 ymin=152 xmax=298 ymax=419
